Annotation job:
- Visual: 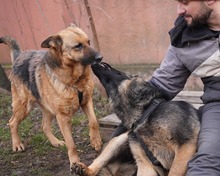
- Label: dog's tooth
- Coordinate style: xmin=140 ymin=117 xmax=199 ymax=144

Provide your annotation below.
xmin=103 ymin=63 xmax=108 ymax=68
xmin=100 ymin=63 xmax=105 ymax=68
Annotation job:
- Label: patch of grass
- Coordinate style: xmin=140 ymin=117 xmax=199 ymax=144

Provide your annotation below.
xmin=93 ymin=88 xmax=111 ymax=118
xmin=30 ymin=133 xmax=53 ymax=155
xmin=19 ymin=118 xmax=34 ymax=138
xmin=0 ymin=93 xmax=12 ymax=118
xmin=82 ymin=126 xmax=89 ymax=137
xmin=0 ymin=124 xmax=10 ymax=141
xmin=71 ymin=113 xmax=87 ymax=126
xmin=29 ymin=169 xmax=50 ymax=176
xmin=0 ymin=93 xmax=12 ymax=150
xmin=0 ymin=147 xmax=12 ymax=159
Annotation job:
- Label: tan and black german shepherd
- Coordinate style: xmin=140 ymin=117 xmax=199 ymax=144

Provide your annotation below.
xmin=72 ymin=62 xmax=200 ymax=176
xmin=0 ymin=24 xmax=103 ymax=169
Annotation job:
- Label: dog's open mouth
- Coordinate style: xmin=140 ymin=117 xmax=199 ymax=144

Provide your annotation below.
xmin=91 ymin=62 xmax=113 ymax=77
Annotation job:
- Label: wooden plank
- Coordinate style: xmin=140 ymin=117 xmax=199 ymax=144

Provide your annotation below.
xmin=190 ymin=103 xmax=203 ymax=109
xmin=100 ymin=127 xmax=116 ymax=142
xmin=177 ymin=91 xmax=203 ymax=97
xmin=173 ymin=91 xmax=203 ymax=104
xmin=99 ymin=113 xmax=121 ymax=126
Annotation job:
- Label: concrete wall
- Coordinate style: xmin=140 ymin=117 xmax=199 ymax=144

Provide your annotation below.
xmin=0 ymin=0 xmax=177 ymax=65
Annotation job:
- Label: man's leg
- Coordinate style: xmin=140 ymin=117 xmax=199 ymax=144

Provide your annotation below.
xmin=186 ymin=102 xmax=220 ymax=176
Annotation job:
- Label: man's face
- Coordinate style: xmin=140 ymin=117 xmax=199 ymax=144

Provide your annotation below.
xmin=176 ymin=0 xmax=212 ymax=28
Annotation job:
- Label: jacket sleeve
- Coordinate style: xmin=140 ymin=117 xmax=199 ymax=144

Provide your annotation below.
xmin=149 ymin=45 xmax=191 ymax=100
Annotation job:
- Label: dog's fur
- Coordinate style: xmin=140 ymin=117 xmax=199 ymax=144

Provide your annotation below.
xmin=72 ymin=62 xmax=200 ymax=176
xmin=0 ymin=24 xmax=103 ymax=169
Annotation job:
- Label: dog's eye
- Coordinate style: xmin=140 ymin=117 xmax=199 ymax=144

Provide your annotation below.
xmin=88 ymin=40 xmax=91 ymax=45
xmin=73 ymin=43 xmax=83 ymax=50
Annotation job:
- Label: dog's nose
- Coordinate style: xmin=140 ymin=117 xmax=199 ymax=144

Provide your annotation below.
xmin=95 ymin=54 xmax=103 ymax=63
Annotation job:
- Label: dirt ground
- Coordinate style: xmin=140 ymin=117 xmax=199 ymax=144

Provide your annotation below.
xmin=0 ymin=88 xmax=111 ymax=176
xmin=1 ymin=124 xmax=99 ymax=176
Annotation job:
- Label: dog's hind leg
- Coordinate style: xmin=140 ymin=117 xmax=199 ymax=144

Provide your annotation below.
xmin=168 ymin=143 xmax=197 ymax=176
xmin=71 ymin=132 xmax=129 ymax=176
xmin=81 ymin=97 xmax=102 ymax=151
xmin=9 ymin=84 xmax=33 ymax=152
xmin=41 ymin=108 xmax=65 ymax=147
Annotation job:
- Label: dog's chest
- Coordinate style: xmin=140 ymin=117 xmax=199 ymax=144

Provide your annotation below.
xmin=37 ymin=70 xmax=85 ymax=111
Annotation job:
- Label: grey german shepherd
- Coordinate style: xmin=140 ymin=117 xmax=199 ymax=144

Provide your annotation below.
xmin=72 ymin=62 xmax=200 ymax=176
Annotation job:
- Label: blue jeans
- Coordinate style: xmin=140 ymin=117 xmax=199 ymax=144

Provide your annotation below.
xmin=186 ymin=102 xmax=220 ymax=176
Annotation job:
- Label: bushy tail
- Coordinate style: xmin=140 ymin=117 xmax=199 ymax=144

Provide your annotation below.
xmin=0 ymin=36 xmax=21 ymax=62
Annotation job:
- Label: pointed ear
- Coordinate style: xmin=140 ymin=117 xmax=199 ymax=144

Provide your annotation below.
xmin=41 ymin=35 xmax=63 ymax=49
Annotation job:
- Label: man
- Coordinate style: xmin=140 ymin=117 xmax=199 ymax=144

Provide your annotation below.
xmin=149 ymin=0 xmax=220 ymax=175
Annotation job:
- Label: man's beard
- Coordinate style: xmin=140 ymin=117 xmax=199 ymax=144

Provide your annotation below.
xmin=187 ymin=4 xmax=212 ymax=28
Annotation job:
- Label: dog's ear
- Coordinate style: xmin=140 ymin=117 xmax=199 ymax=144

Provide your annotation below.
xmin=41 ymin=35 xmax=63 ymax=50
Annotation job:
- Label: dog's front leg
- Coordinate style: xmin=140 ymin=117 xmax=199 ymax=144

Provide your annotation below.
xmin=41 ymin=108 xmax=65 ymax=147
xmin=56 ymin=114 xmax=80 ymax=167
xmin=168 ymin=143 xmax=197 ymax=176
xmin=128 ymin=132 xmax=160 ymax=176
xmin=72 ymin=132 xmax=129 ymax=176
xmin=81 ymin=97 xmax=102 ymax=151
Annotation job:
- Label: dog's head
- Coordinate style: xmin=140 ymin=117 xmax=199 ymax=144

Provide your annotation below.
xmin=92 ymin=62 xmax=131 ymax=97
xmin=92 ymin=62 xmax=163 ymax=127
xmin=41 ymin=23 xmax=102 ymax=67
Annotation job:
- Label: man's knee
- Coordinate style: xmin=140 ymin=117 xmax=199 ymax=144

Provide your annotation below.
xmin=187 ymin=153 xmax=220 ymax=176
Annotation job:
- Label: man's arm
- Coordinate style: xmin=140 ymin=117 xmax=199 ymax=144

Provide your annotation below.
xmin=149 ymin=45 xmax=191 ymax=100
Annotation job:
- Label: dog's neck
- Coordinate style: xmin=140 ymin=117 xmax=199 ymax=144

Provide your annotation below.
xmin=44 ymin=64 xmax=85 ymax=99
xmin=132 ymin=98 xmax=166 ymax=130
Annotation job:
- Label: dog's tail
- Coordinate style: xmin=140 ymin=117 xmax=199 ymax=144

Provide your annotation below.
xmin=0 ymin=36 xmax=21 ymax=62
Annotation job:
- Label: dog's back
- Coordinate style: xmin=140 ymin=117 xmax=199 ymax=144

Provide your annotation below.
xmin=0 ymin=36 xmax=48 ymax=99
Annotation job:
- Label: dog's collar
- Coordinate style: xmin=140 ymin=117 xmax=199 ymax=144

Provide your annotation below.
xmin=132 ymin=98 xmax=165 ymax=130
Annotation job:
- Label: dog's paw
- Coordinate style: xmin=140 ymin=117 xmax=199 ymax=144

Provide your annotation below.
xmin=71 ymin=162 xmax=90 ymax=176
xmin=12 ymin=142 xmax=25 ymax=152
xmin=90 ymin=138 xmax=102 ymax=152
xmin=51 ymin=139 xmax=65 ymax=147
